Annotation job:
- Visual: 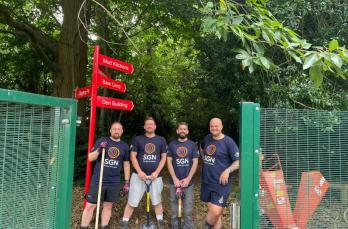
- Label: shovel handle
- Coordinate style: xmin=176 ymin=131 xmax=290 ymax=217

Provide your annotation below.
xmin=178 ymin=197 xmax=182 ymax=218
xmin=145 ymin=180 xmax=152 ymax=190
xmin=144 ymin=180 xmax=153 ymax=227
xmin=145 ymin=180 xmax=152 ymax=213
xmin=146 ymin=191 xmax=150 ymax=212
xmin=95 ymin=147 xmax=106 ymax=229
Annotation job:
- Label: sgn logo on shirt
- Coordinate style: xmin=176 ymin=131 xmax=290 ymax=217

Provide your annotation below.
xmin=108 ymin=147 xmax=120 ymax=158
xmin=176 ymin=146 xmax=189 ymax=166
xmin=203 ymin=144 xmax=216 ymax=165
xmin=105 ymin=147 xmax=120 ymax=168
xmin=143 ymin=143 xmax=157 ymax=162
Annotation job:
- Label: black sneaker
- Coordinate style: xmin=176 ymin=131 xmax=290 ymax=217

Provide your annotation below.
xmin=120 ymin=220 xmax=129 ymax=229
xmin=101 ymin=225 xmax=109 ymax=229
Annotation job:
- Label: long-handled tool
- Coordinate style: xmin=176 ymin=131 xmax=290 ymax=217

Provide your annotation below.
xmin=141 ymin=179 xmax=156 ymax=229
xmin=95 ymin=147 xmax=106 ymax=229
xmin=176 ymin=187 xmax=184 ymax=229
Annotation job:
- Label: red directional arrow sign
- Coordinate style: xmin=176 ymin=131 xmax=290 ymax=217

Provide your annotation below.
xmin=98 ymin=54 xmax=134 ymax=74
xmin=96 ymin=96 xmax=134 ymax=111
xmin=97 ymin=72 xmax=126 ymax=93
xmin=75 ymin=86 xmax=91 ymax=99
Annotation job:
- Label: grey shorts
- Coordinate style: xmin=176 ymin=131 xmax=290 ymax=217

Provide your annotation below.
xmin=128 ymin=172 xmax=163 ymax=207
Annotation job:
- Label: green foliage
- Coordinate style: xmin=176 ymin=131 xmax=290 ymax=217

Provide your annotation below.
xmin=200 ymin=0 xmax=348 ymax=86
xmin=0 ymin=31 xmax=53 ymax=93
xmin=309 ymin=65 xmax=323 ymax=88
xmin=3 ymin=1 xmax=348 ymax=184
xmin=269 ymin=0 xmax=348 ymax=45
xmin=262 ymin=66 xmax=348 ymax=110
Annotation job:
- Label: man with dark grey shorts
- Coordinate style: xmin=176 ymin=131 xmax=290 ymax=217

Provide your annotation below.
xmin=167 ymin=122 xmax=199 ymax=229
xmin=201 ymin=118 xmax=240 ymax=229
xmin=80 ymin=122 xmax=130 ymax=229
xmin=120 ymin=117 xmax=167 ymax=229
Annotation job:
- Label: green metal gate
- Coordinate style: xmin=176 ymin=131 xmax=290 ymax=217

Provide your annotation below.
xmin=259 ymin=108 xmax=348 ymax=229
xmin=240 ymin=104 xmax=348 ymax=228
xmin=0 ymin=88 xmax=77 ymax=229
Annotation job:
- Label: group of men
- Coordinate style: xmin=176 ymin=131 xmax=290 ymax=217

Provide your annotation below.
xmin=80 ymin=116 xmax=240 ymax=229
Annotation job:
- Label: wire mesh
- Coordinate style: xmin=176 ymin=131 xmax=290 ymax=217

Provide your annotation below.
xmin=0 ymin=101 xmax=64 ymax=229
xmin=259 ymin=108 xmax=348 ymax=229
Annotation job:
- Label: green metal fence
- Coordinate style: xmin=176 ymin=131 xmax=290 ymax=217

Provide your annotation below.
xmin=259 ymin=108 xmax=348 ymax=229
xmin=240 ymin=102 xmax=260 ymax=229
xmin=0 ymin=88 xmax=77 ymax=229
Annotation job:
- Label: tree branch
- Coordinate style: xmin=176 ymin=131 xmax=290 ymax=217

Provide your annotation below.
xmin=291 ymin=98 xmax=315 ymax=109
xmin=0 ymin=29 xmax=16 ymax=36
xmin=117 ymin=25 xmax=154 ymax=44
xmin=0 ymin=3 xmax=60 ymax=72
xmin=128 ymin=1 xmax=152 ymax=28
xmin=120 ymin=1 xmax=153 ymax=36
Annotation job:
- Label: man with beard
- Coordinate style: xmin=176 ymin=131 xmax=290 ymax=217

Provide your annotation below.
xmin=120 ymin=117 xmax=167 ymax=229
xmin=200 ymin=118 xmax=239 ymax=229
xmin=80 ymin=121 xmax=130 ymax=229
xmin=167 ymin=122 xmax=199 ymax=229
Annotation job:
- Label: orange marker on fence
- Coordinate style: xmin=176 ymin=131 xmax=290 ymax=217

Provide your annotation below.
xmin=260 ymin=154 xmax=298 ymax=229
xmin=293 ymin=171 xmax=329 ymax=229
xmin=260 ymin=170 xmax=298 ymax=228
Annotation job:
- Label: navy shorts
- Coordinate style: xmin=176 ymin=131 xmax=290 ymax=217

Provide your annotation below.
xmin=200 ymin=184 xmax=231 ymax=207
xmin=85 ymin=183 xmax=120 ymax=204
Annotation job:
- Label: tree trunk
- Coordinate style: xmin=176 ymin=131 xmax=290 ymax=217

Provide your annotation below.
xmin=97 ymin=0 xmax=109 ymax=133
xmin=55 ymin=0 xmax=88 ymax=98
xmin=54 ymin=0 xmax=88 ymax=126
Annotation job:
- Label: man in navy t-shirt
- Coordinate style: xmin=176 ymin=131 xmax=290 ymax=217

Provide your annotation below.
xmin=167 ymin=122 xmax=199 ymax=229
xmin=80 ymin=121 xmax=130 ymax=229
xmin=200 ymin=118 xmax=239 ymax=229
xmin=120 ymin=117 xmax=167 ymax=229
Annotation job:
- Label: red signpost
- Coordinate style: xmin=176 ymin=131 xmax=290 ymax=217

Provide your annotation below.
xmin=96 ymin=96 xmax=134 ymax=111
xmin=75 ymin=86 xmax=92 ymax=99
xmin=97 ymin=73 xmax=126 ymax=93
xmin=74 ymin=45 xmax=134 ymax=206
xmin=98 ymin=53 xmax=134 ymax=74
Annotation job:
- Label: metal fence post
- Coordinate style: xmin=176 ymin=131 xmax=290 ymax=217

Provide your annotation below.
xmin=56 ymin=103 xmax=77 ymax=228
xmin=239 ymin=102 xmax=260 ymax=229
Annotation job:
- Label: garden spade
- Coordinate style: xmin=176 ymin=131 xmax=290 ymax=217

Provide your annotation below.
xmin=176 ymin=187 xmax=184 ymax=229
xmin=141 ymin=180 xmax=156 ymax=229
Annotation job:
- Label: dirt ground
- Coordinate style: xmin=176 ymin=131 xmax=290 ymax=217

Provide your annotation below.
xmin=71 ymin=170 xmax=239 ymax=229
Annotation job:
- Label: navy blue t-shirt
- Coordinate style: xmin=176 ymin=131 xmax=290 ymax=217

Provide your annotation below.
xmin=167 ymin=139 xmax=199 ymax=186
xmin=201 ymin=134 xmax=239 ymax=186
xmin=131 ymin=135 xmax=167 ymax=176
xmin=91 ymin=137 xmax=130 ymax=185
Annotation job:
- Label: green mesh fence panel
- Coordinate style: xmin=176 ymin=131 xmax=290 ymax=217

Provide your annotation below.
xmin=260 ymin=108 xmax=348 ymax=229
xmin=0 ymin=89 xmax=76 ymax=229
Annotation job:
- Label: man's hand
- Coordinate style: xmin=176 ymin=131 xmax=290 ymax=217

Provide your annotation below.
xmin=180 ymin=177 xmax=191 ymax=188
xmin=173 ymin=177 xmax=181 ymax=188
xmin=176 ymin=187 xmax=184 ymax=197
xmin=219 ymin=169 xmax=230 ymax=185
xmin=149 ymin=171 xmax=159 ymax=180
xmin=99 ymin=141 xmax=108 ymax=149
xmin=123 ymin=181 xmax=130 ymax=193
xmin=138 ymin=171 xmax=148 ymax=181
